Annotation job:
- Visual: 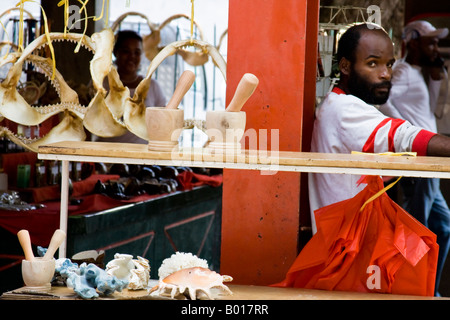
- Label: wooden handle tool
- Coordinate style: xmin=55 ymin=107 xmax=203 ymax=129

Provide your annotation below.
xmin=17 ymin=229 xmax=34 ymax=261
xmin=226 ymin=73 xmax=259 ymax=112
xmin=43 ymin=229 xmax=66 ymax=260
xmin=165 ymin=70 xmax=196 ymax=109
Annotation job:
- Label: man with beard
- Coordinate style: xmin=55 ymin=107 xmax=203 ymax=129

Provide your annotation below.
xmin=309 ymin=23 xmax=420 ymax=225
xmin=309 ymin=25 xmax=426 ymax=224
xmin=308 ymin=22 xmax=450 ymax=296
xmin=378 ymin=20 xmax=450 ymax=295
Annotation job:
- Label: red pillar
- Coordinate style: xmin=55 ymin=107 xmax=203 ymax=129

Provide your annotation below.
xmin=221 ymin=0 xmax=318 ymax=285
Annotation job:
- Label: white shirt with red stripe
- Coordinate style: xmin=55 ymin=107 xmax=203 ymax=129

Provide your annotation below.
xmin=308 ymin=87 xmax=436 ymax=233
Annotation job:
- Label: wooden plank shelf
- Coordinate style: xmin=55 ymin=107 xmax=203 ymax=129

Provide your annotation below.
xmin=39 ymin=140 xmax=450 ymax=178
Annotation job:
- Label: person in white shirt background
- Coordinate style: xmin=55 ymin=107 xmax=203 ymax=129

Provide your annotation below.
xmin=308 ymin=22 xmax=450 ymax=296
xmin=379 ymin=20 xmax=450 ymax=296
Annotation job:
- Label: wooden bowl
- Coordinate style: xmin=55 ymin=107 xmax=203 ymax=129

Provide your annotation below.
xmin=146 ymin=107 xmax=184 ymax=152
xmin=205 ymin=110 xmax=246 ymax=154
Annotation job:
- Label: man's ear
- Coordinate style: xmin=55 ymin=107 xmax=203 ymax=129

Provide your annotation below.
xmin=339 ymin=57 xmax=351 ymax=76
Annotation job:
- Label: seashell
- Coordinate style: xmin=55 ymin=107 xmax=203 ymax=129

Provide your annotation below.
xmin=128 ymin=256 xmax=150 ymax=290
xmin=105 ymin=253 xmax=150 ymax=290
xmin=149 ymin=266 xmax=233 ymax=300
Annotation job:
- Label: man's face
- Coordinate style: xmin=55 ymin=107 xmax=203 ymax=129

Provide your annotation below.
xmin=417 ymin=36 xmax=440 ymax=65
xmin=347 ymin=30 xmax=395 ymax=105
xmin=115 ymin=38 xmax=142 ymax=74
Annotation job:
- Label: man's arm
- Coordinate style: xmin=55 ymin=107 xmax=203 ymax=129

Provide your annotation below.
xmin=427 ymin=134 xmax=450 ymax=157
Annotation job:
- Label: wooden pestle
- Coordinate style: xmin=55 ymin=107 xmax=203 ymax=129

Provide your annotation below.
xmin=17 ymin=229 xmax=35 ymax=261
xmin=165 ymin=70 xmax=196 ymax=109
xmin=225 ymin=73 xmax=259 ymax=112
xmin=43 ymin=229 xmax=66 ymax=260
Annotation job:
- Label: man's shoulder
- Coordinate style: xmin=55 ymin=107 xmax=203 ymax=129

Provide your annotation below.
xmin=321 ymin=91 xmax=368 ymax=108
xmin=316 ymin=92 xmax=371 ymax=120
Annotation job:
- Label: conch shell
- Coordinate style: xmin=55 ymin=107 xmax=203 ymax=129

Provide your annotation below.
xmin=149 ymin=266 xmax=233 ymax=300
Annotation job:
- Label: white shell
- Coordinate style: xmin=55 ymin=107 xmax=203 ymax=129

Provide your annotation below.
xmin=106 ymin=254 xmax=150 ymax=290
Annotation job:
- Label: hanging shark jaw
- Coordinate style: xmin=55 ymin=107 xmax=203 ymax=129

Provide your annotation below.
xmin=0 ymin=29 xmax=113 ymax=150
xmin=0 ymin=110 xmax=86 ymax=153
xmin=0 ymin=11 xmax=229 ymax=149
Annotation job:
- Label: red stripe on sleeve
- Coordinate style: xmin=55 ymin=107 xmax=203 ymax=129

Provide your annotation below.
xmin=363 ymin=118 xmax=390 ymax=153
xmin=412 ymin=129 xmax=437 ymax=156
xmin=387 ymin=118 xmax=406 ymax=151
xmin=362 ymin=118 xmax=406 ymax=153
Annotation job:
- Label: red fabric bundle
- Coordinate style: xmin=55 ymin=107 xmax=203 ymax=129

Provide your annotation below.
xmin=176 ymin=171 xmax=223 ymax=190
xmin=0 ymin=173 xmax=222 ymax=246
xmin=273 ymin=176 xmax=438 ymax=296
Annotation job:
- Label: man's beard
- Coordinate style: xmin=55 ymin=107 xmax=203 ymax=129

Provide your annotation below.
xmin=347 ymin=69 xmax=392 ymax=105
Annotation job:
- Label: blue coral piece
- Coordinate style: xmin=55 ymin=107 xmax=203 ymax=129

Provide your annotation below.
xmin=55 ymin=259 xmax=128 ymax=299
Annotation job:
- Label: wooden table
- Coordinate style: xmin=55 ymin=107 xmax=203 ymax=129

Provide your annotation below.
xmin=2 ymin=282 xmax=446 ymax=300
xmin=38 ymin=141 xmax=450 ymax=258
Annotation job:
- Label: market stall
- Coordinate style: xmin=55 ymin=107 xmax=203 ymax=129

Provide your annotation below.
xmin=3 ymin=0 xmax=450 ymax=303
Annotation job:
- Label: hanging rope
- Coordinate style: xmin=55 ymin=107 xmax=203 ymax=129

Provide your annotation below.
xmin=71 ymin=0 xmax=90 ymax=53
xmin=359 ymin=176 xmax=402 ymax=212
xmin=57 ymin=0 xmax=69 ymax=36
xmin=0 ymin=21 xmax=11 ymax=58
xmin=16 ymin=0 xmax=56 ymax=80
xmin=350 ymin=151 xmax=416 ymax=212
xmin=90 ymin=0 xmax=109 ymax=26
xmin=190 ymin=0 xmax=195 ymax=44
xmin=66 ymin=0 xmax=110 ymax=52
xmin=16 ymin=0 xmax=27 ymax=52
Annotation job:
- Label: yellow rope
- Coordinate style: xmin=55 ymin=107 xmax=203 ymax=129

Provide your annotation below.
xmin=16 ymin=0 xmax=56 ymax=80
xmin=91 ymin=0 xmax=110 ymax=26
xmin=351 ymin=151 xmax=416 ymax=212
xmin=0 ymin=21 xmax=11 ymax=58
xmin=70 ymin=0 xmax=110 ymax=52
xmin=359 ymin=176 xmax=402 ymax=212
xmin=56 ymin=0 xmax=69 ymax=36
xmin=15 ymin=0 xmax=112 ymax=79
xmin=104 ymin=0 xmax=109 ymax=28
xmin=16 ymin=0 xmax=24 ymax=52
xmin=73 ymin=0 xmax=89 ymax=53
xmin=190 ymin=0 xmax=194 ymax=44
